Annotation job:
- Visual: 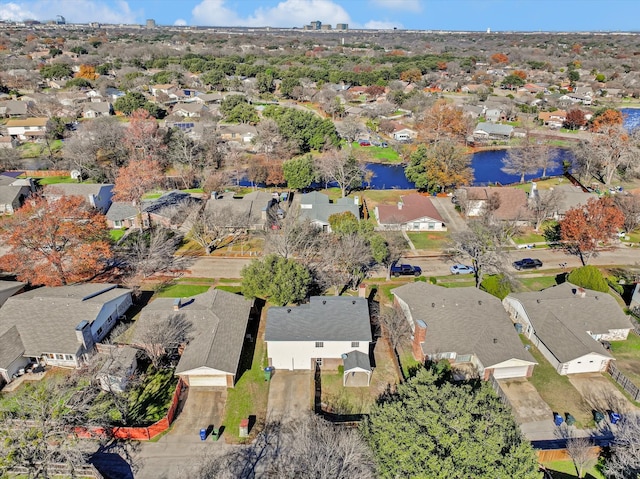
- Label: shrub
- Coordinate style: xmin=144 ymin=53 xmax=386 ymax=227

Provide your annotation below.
xmin=567 ymin=265 xmax=609 ymax=293
xmin=429 ymin=276 xmax=438 ymax=284
xmin=414 ymin=276 xmax=427 ymax=282
xmin=607 ymin=277 xmax=624 ymax=295
xmin=480 ymin=274 xmax=511 ymax=299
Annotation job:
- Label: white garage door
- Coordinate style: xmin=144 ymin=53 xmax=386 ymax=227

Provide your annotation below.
xmin=491 ymin=366 xmax=529 ymax=379
xmin=188 ymin=375 xmax=227 ymax=387
xmin=564 ymin=361 xmax=600 ymax=375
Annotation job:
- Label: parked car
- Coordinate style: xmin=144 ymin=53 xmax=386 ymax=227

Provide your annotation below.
xmin=390 ymin=261 xmax=422 ymax=277
xmin=358 ymin=140 xmax=371 ymax=146
xmin=512 ymin=258 xmax=543 ymax=270
xmin=380 ymin=142 xmax=388 ymax=148
xmin=450 ymin=264 xmax=475 ymax=275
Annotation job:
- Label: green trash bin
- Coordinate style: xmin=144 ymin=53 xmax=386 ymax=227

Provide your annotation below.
xmin=211 ymin=428 xmax=220 ymax=441
xmin=566 ymin=413 xmax=576 ymax=426
xmin=264 ymin=366 xmax=274 ymax=381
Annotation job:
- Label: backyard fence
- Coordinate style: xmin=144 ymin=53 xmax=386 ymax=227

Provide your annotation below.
xmin=9 ymin=169 xmax=71 ymax=177
xmin=537 ymin=446 xmax=601 ymax=463
xmin=607 ymin=361 xmax=640 ymax=401
xmin=488 ymin=374 xmax=513 ymax=408
xmin=9 ymin=463 xmax=103 ymax=478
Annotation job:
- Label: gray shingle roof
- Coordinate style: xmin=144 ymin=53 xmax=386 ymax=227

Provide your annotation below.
xmin=265 ymin=296 xmax=372 ymax=342
xmin=0 ymin=185 xmax=27 ymax=206
xmin=506 ymin=282 xmax=630 ymax=362
xmin=0 ymin=284 xmax=132 ymax=357
xmin=298 ymin=192 xmax=359 ymax=226
xmin=136 ymin=289 xmax=253 ymax=375
xmin=43 ymin=183 xmax=113 ymax=197
xmin=205 ymin=191 xmax=275 ymax=228
xmin=0 ymin=281 xmax=25 ymax=308
xmin=474 ymin=123 xmax=514 ymax=136
xmin=0 ymin=325 xmax=25 ymax=369
xmin=343 ymin=350 xmax=371 ymax=372
xmin=106 ymin=201 xmax=138 ymax=221
xmin=392 ymin=283 xmax=535 ymax=367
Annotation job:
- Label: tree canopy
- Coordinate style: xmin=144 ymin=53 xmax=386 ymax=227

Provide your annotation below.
xmin=263 ymin=105 xmax=340 ymax=153
xmin=241 ymin=254 xmax=312 ymax=306
xmin=282 ymin=155 xmax=317 ymax=190
xmin=360 ymin=366 xmax=539 ymax=479
xmin=405 ymin=142 xmax=472 ymax=192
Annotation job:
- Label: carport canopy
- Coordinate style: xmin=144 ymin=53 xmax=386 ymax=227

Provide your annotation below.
xmin=343 ymin=350 xmax=372 ymax=386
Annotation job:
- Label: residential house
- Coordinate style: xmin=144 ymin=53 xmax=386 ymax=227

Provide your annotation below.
xmin=205 ymin=190 xmax=280 ymax=231
xmin=0 ymin=100 xmax=29 ymax=117
xmin=461 ymin=104 xmax=485 ymax=120
xmin=538 ymin=110 xmax=567 ymax=128
xmin=456 ymin=186 xmax=531 ymax=223
xmin=96 ymin=345 xmax=139 ymax=393
xmin=472 ymin=123 xmax=513 ymax=140
xmin=533 ymin=184 xmax=597 ymax=220
xmin=392 ymin=283 xmax=536 ymax=380
xmin=150 ymin=83 xmax=177 ymax=97
xmin=484 ymin=108 xmax=505 ymax=123
xmin=0 ymin=281 xmax=25 ymax=308
xmin=134 ymin=289 xmax=254 ymax=387
xmin=82 ymin=102 xmax=112 ymax=118
xmin=106 ymin=191 xmax=198 ymax=230
xmin=0 ymin=283 xmax=133 ymax=382
xmin=503 ymin=283 xmax=632 ymax=375
xmin=172 ymin=102 xmax=207 ymax=118
xmin=265 ymin=296 xmax=372 ymax=375
xmin=5 ymin=117 xmax=48 ymax=140
xmin=0 ymin=173 xmax=34 ymax=215
xmin=193 ymin=92 xmax=223 ymax=104
xmin=298 ymin=191 xmax=360 ymax=232
xmin=105 ymin=201 xmax=139 ymax=230
xmin=375 ymin=193 xmax=446 ymax=231
xmin=43 ymin=183 xmax=114 ymax=213
xmin=218 ymin=124 xmax=257 ymax=144
xmin=392 ymin=127 xmax=417 ymax=142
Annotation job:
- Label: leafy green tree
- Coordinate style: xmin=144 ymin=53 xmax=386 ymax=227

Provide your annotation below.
xmin=225 ymin=103 xmax=258 ymax=124
xmin=65 ymin=77 xmax=93 ymax=89
xmin=361 ymin=366 xmax=539 ymax=479
xmin=480 ymin=274 xmax=511 ymax=299
xmin=220 ymin=94 xmax=249 ymax=115
xmin=568 ymin=70 xmax=580 ymax=84
xmin=200 ymin=69 xmax=225 ymax=89
xmin=40 ymin=63 xmax=73 ymax=79
xmin=279 ymin=77 xmax=300 ymax=98
xmin=241 ymin=254 xmax=312 ymax=306
xmin=256 ymin=70 xmax=275 ymax=94
xmin=567 ymin=265 xmax=609 ymax=293
xmin=282 ymin=155 xmax=317 ymax=190
xmin=263 ymin=105 xmax=339 ymax=153
xmin=501 ymin=74 xmax=525 ymax=90
xmin=70 ymin=45 xmax=88 ymax=55
xmin=328 ymin=212 xmax=373 ymax=237
xmin=114 ymin=91 xmax=148 ymax=115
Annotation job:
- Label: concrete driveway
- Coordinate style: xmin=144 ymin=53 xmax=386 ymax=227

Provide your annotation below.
xmin=431 ymin=196 xmax=468 ymax=233
xmin=169 ymin=387 xmax=227 ymax=440
xmin=267 ymin=370 xmax=311 ymax=423
xmin=568 ymin=373 xmax=639 ymax=414
xmin=499 ymin=378 xmax=553 ymax=423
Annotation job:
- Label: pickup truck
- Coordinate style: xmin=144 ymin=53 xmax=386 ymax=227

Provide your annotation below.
xmin=512 ymin=258 xmax=543 ymax=270
xmin=390 ymin=261 xmax=422 ymax=277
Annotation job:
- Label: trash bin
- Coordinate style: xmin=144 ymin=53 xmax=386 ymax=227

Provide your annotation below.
xmin=609 ymin=411 xmax=621 ymax=425
xmin=264 ymin=366 xmax=274 ymax=381
xmin=553 ymin=413 xmax=564 ymax=426
xmin=566 ymin=413 xmax=576 ymax=426
xmin=199 ymin=428 xmax=207 ymax=441
xmin=211 ymin=428 xmax=220 ymax=441
xmin=594 ymin=410 xmax=605 ymax=423
xmin=239 ymin=418 xmax=249 ymax=438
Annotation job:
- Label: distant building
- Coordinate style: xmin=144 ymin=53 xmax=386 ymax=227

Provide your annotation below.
xmin=320 ymin=24 xmax=332 ymax=30
xmin=309 ymin=20 xmax=321 ymax=30
xmin=336 ymin=23 xmax=348 ymax=30
xmin=146 ymin=18 xmax=156 ymax=28
xmin=56 ymin=15 xmax=65 ymax=25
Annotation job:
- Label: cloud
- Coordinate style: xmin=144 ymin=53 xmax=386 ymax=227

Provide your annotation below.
xmin=191 ymin=0 xmax=351 ymax=28
xmin=371 ymin=0 xmax=421 ymax=13
xmin=0 ymin=0 xmax=141 ymax=24
xmin=364 ymin=19 xmax=403 ymax=30
xmin=173 ymin=18 xmax=187 ymax=26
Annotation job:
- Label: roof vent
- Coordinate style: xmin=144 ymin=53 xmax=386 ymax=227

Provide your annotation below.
xmin=322 ymin=300 xmax=326 ymax=305
xmin=287 ymin=308 xmax=291 ymax=313
xmin=352 ymin=300 xmax=356 ymax=305
xmin=537 ymin=299 xmax=541 ymax=303
xmin=431 ymin=303 xmax=435 ymax=307
xmin=493 ymin=338 xmax=498 ymax=344
xmin=595 ymin=296 xmax=599 ymax=300
xmin=478 ymin=300 xmax=482 ymax=305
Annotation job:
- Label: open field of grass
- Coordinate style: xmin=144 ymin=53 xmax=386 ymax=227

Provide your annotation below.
xmin=523 ymin=337 xmax=594 ymax=428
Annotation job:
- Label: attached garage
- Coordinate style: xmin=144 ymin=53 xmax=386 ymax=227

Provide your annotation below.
xmin=179 ymin=366 xmax=233 ymax=388
xmin=186 ymin=375 xmax=228 ymax=387
xmin=486 ymin=359 xmax=535 ymax=380
xmin=560 ymin=353 xmax=610 ymax=375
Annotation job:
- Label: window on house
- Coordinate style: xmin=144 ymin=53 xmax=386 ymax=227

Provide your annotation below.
xmin=315 ymin=341 xmax=324 ymax=348
xmin=316 ymin=358 xmax=323 ymax=366
xmin=64 ymin=354 xmax=74 ymax=361
xmin=114 ymin=220 xmax=122 ymax=228
xmin=351 ymin=341 xmax=360 ymax=348
xmin=55 ymin=353 xmax=64 ymax=360
xmin=97 ymin=327 xmax=103 ymax=336
xmin=428 ymin=222 xmax=435 ymax=230
xmin=46 ymin=353 xmax=55 ymax=359
xmin=413 ymin=222 xmax=420 ymax=230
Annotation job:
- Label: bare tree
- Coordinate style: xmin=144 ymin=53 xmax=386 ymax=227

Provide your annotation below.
xmin=195 ymin=415 xmax=375 ymax=479
xmin=335 ymin=116 xmax=363 ymax=145
xmin=380 ymin=305 xmax=411 ymax=352
xmin=529 ymin=187 xmax=565 ymax=231
xmin=614 ymin=193 xmax=640 ymax=233
xmin=133 ymin=313 xmax=193 ymax=369
xmin=566 ymin=436 xmax=598 ymax=479
xmin=606 ymin=413 xmax=640 ymax=479
xmin=252 ymin=118 xmax=288 ymax=160
xmin=0 ymin=147 xmax=20 ymax=170
xmin=317 ymin=150 xmax=365 ymax=197
xmin=189 ymin=205 xmax=246 ymax=254
xmin=263 ymin=208 xmax=323 ymax=262
xmin=449 ymin=220 xmax=509 ymax=288
xmin=501 ymin=144 xmax=542 ymax=183
xmin=319 ymin=234 xmax=372 ymax=293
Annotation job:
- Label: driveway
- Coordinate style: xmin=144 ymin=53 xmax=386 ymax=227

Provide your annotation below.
xmin=499 ymin=378 xmax=553 ymax=424
xmin=267 ymin=370 xmax=311 ymax=423
xmin=568 ymin=373 xmax=639 ymax=414
xmin=169 ymin=387 xmax=227 ymax=439
xmin=184 ymin=256 xmax=252 ymax=279
xmin=431 ymin=196 xmax=467 ymax=233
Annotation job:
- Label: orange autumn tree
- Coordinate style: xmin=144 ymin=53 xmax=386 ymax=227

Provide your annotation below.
xmin=559 ymin=197 xmax=624 ymax=265
xmin=490 ymin=53 xmax=509 ymax=64
xmin=124 ymin=109 xmax=167 ymax=162
xmin=418 ymin=98 xmax=469 ymax=143
xmin=76 ymin=64 xmax=98 ymax=80
xmin=0 ymin=195 xmax=112 ymax=286
xmin=590 ymin=108 xmax=623 ymax=131
xmin=113 ymin=159 xmax=164 ymax=208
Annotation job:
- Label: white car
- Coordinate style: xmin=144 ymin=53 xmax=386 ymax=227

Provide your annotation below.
xmin=450 ymin=264 xmax=475 ymax=275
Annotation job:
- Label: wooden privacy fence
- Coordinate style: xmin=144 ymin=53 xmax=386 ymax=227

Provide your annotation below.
xmin=76 ymin=379 xmax=184 ymax=441
xmin=9 ymin=169 xmax=71 ymax=177
xmin=607 ymin=361 xmax=640 ymax=401
xmin=537 ymin=446 xmax=601 ymax=463
xmin=9 ymin=464 xmax=103 ymax=478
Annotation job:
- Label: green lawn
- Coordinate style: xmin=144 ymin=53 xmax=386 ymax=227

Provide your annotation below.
xmin=516 ymin=275 xmax=559 ymax=292
xmin=609 ymin=332 xmax=640 ymax=386
xmin=155 ymin=284 xmax=211 ymax=298
xmin=223 ymin=322 xmax=269 ymax=442
xmin=523 ymin=337 xmax=594 ymax=427
xmin=18 ymin=140 xmax=63 ymax=158
xmin=438 ymin=280 xmax=477 ymax=288
xmin=215 ymin=285 xmax=243 ymax=294
xmin=513 ymin=231 xmax=547 ymax=244
xmin=542 ymin=460 xmax=605 ymax=479
xmin=351 ymin=142 xmax=401 ymax=163
xmin=37 ymin=176 xmax=87 ymax=185
xmin=406 ymin=231 xmax=450 ymax=250
xmin=110 ymin=229 xmax=126 ymax=242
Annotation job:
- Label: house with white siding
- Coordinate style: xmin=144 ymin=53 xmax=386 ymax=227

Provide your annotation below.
xmin=502 ymin=283 xmax=632 ymax=375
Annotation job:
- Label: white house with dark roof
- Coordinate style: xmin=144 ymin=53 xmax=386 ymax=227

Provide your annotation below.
xmin=5 ymin=117 xmax=48 ymax=140
xmin=134 ymin=288 xmax=254 ymax=388
xmin=298 ymin=191 xmax=360 ymax=233
xmin=265 ymin=296 xmax=372 ymax=371
xmin=0 ymin=284 xmax=132 ymax=382
xmin=503 ymin=282 xmax=632 ymax=375
xmin=392 ymin=283 xmax=536 ymax=380
xmin=0 ymin=173 xmax=34 ymax=215
xmin=375 ymin=194 xmax=446 ymax=231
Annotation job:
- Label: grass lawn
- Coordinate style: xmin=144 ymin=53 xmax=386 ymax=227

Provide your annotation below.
xmin=37 ymin=176 xmax=84 ymax=185
xmin=18 ymin=141 xmax=62 ymax=158
xmin=609 ymin=332 xmax=640 ymax=386
xmin=351 ymin=143 xmax=401 ymax=163
xmin=215 ymin=285 xmax=242 ymax=294
xmin=155 ymin=284 xmax=211 ymax=298
xmin=542 ymin=460 xmax=605 ymax=479
xmin=397 ymin=342 xmax=420 ymax=380
xmin=516 ymin=275 xmax=559 ymax=292
xmin=406 ymin=231 xmax=450 ymax=250
xmin=110 ymin=229 xmax=126 ymax=242
xmin=513 ymin=231 xmax=547 ymax=244
xmin=127 ymin=367 xmax=178 ymax=425
xmin=182 ymin=188 xmax=204 ymax=194
xmin=437 ymin=280 xmax=477 ymax=288
xmin=523 ymin=337 xmax=594 ymax=427
xmin=223 ymin=310 xmax=269 ymax=442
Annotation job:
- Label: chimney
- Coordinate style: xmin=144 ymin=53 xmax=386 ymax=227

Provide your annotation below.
xmin=575 ymin=287 xmax=586 ymax=298
xmin=412 ymin=320 xmax=427 ymax=361
xmin=173 ymin=298 xmax=181 ymax=311
xmin=75 ymin=320 xmax=95 ymax=352
xmin=358 ymin=283 xmax=366 ymax=298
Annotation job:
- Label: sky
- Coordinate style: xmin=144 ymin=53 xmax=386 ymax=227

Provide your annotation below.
xmin=0 ymin=0 xmax=639 ymax=32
